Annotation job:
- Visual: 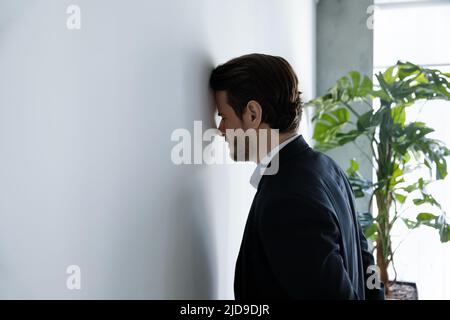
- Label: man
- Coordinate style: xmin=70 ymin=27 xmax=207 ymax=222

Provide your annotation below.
xmin=209 ymin=53 xmax=385 ymax=300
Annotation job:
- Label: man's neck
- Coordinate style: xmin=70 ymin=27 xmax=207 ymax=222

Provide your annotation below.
xmin=255 ymin=130 xmax=298 ymax=164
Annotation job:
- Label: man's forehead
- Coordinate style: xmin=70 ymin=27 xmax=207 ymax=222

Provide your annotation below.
xmin=214 ymin=90 xmax=227 ymax=102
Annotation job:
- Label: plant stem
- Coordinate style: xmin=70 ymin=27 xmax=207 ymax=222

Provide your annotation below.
xmin=343 ymin=101 xmax=361 ymax=118
xmin=351 ymin=141 xmax=378 ymax=171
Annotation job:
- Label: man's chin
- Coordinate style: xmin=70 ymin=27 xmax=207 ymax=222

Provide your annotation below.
xmin=226 ymin=141 xmax=251 ymax=162
xmin=230 ymin=151 xmax=250 ymax=162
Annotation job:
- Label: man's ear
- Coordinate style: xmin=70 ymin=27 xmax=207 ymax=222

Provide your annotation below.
xmin=243 ymin=100 xmax=263 ymax=129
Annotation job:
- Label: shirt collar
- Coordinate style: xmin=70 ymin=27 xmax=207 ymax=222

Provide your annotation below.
xmin=250 ymin=134 xmax=299 ymax=189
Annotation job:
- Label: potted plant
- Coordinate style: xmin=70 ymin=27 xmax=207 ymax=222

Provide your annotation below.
xmin=306 ymin=61 xmax=450 ymax=299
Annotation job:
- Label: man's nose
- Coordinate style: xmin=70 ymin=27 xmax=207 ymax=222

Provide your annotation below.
xmin=218 ymin=120 xmax=226 ymax=137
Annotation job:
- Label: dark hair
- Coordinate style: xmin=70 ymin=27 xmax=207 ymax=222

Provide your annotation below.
xmin=209 ymin=53 xmax=303 ymax=133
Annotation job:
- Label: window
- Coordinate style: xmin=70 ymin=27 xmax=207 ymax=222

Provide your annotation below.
xmin=374 ymin=0 xmax=450 ymax=299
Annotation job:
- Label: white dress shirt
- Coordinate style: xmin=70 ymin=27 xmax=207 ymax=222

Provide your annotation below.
xmin=249 ymin=134 xmax=299 ymax=189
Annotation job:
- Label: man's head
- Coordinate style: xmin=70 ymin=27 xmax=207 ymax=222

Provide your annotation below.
xmin=209 ymin=53 xmax=303 ymax=162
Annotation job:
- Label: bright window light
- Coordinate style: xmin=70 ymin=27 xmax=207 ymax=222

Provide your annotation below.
xmin=374 ymin=0 xmax=450 ymax=299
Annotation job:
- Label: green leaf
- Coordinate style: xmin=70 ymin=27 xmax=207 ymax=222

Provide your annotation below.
xmin=413 ymin=192 xmax=442 ymax=209
xmin=313 ymin=108 xmax=350 ymax=146
xmin=348 ymin=177 xmax=373 ymax=198
xmin=402 ymin=181 xmax=419 ymax=193
xmin=358 ymin=76 xmax=373 ymax=97
xmin=389 ymin=163 xmax=404 ymax=188
xmin=356 ymin=110 xmax=378 ymax=132
xmin=397 ymin=62 xmax=420 ymax=79
xmin=349 ymin=71 xmax=361 ymax=97
xmin=391 ymin=105 xmax=406 ymax=125
xmin=336 ymin=130 xmax=361 ymax=145
xmin=418 ymin=177 xmax=425 ymax=189
xmin=347 ymin=161 xmax=373 ymax=199
xmin=348 ymin=158 xmax=359 ymax=173
xmin=394 ymin=193 xmax=407 ymax=204
xmin=416 ymin=212 xmax=438 ymax=222
xmin=402 ymin=218 xmax=419 ymax=229
xmin=439 ymin=223 xmax=450 ymax=242
xmin=365 ymin=223 xmax=378 ymax=239
xmin=313 ymin=122 xmax=332 ymax=141
xmin=383 ymin=66 xmax=398 ymax=85
xmin=358 ymin=212 xmax=374 ymax=227
xmin=333 ymin=108 xmax=351 ymax=123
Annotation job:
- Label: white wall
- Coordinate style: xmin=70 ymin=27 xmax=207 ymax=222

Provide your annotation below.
xmin=0 ymin=0 xmax=315 ymax=299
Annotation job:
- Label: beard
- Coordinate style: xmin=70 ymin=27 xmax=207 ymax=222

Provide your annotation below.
xmin=228 ymin=135 xmax=251 ymax=162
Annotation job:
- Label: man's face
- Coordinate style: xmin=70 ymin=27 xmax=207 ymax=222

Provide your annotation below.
xmin=214 ymin=91 xmax=253 ymax=161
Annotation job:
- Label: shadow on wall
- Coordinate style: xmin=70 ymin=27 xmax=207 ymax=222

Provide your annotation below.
xmin=78 ymin=47 xmax=219 ymax=299
xmin=164 ymin=51 xmax=218 ymax=299
xmin=167 ymin=176 xmax=217 ymax=299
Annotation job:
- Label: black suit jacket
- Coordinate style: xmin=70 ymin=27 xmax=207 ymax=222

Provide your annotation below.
xmin=234 ymin=135 xmax=385 ymax=300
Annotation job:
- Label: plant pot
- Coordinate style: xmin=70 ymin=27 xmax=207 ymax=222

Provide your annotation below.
xmin=387 ymin=281 xmax=418 ymax=300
